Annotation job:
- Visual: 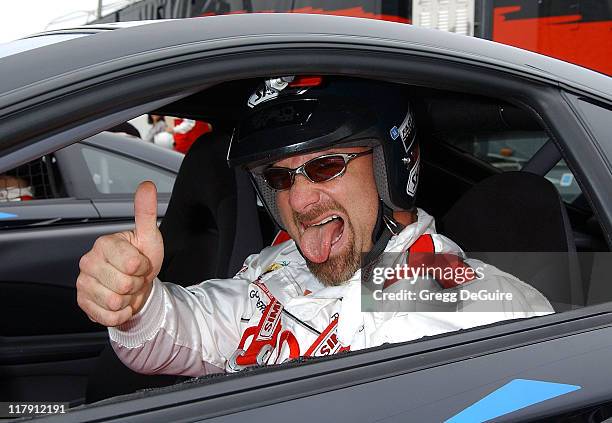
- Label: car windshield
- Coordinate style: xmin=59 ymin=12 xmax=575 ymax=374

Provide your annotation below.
xmin=0 ymin=33 xmax=91 ymax=59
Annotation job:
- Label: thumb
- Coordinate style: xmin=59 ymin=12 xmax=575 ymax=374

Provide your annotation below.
xmin=134 ymin=181 xmax=159 ymax=241
xmin=132 ymin=181 xmax=164 ymax=282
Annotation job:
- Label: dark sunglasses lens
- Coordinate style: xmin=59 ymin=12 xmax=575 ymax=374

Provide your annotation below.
xmin=304 ymin=156 xmax=346 ymax=182
xmin=263 ymin=168 xmax=293 ymax=190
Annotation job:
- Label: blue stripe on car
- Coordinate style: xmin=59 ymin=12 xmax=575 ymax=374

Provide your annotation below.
xmin=445 ymin=379 xmax=581 ymax=423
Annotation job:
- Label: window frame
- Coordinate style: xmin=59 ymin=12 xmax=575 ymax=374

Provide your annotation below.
xmin=78 ymin=144 xmax=176 ymax=197
xmin=53 ymin=139 xmax=178 ymax=200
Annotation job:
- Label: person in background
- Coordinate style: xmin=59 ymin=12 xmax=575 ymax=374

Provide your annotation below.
xmin=144 ymin=114 xmax=168 ymax=143
xmin=166 ymin=118 xmax=212 ymax=154
xmin=0 ymin=174 xmax=34 ymax=201
xmin=108 ymin=122 xmax=141 ymax=138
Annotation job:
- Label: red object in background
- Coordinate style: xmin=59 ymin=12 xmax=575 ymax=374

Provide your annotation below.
xmin=200 ymin=6 xmax=411 ymax=24
xmin=288 ymin=76 xmax=323 ymax=87
xmin=272 ymin=230 xmax=292 ymax=246
xmin=173 ymin=119 xmax=212 ymax=154
xmin=493 ymin=4 xmax=612 ymax=76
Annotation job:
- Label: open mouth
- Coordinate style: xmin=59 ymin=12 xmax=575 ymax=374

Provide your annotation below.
xmin=299 ymin=213 xmax=346 ymax=263
xmin=307 ymin=215 xmax=344 ymax=243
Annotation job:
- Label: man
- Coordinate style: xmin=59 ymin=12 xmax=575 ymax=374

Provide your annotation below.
xmin=77 ymin=76 xmax=552 ymax=376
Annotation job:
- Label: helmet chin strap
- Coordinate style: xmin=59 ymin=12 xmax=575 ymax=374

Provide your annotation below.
xmin=362 ymin=200 xmax=405 ymax=269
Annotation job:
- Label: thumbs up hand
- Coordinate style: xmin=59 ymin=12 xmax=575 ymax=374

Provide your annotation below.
xmin=77 ymin=182 xmax=164 ymax=327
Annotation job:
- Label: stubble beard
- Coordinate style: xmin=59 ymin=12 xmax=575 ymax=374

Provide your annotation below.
xmin=305 ymin=233 xmax=361 ymax=286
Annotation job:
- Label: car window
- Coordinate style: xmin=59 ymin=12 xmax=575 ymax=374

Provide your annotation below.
xmin=441 ymin=130 xmax=583 ymax=203
xmin=0 ymin=154 xmax=65 ymax=203
xmin=571 ymin=97 xmax=612 ymax=166
xmin=81 ymin=146 xmax=175 ymax=194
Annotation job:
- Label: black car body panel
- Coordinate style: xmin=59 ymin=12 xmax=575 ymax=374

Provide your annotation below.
xmin=35 ymin=309 xmax=612 ymax=422
xmin=1 ymin=15 xmax=611 ymax=102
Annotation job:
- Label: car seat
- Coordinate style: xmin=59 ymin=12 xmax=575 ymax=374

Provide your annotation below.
xmin=86 ymin=129 xmax=264 ymax=403
xmin=439 ymin=171 xmax=584 ymax=311
xmin=158 ymin=128 xmax=263 ymax=284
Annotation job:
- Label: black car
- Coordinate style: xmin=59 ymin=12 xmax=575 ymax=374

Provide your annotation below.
xmin=0 ymin=14 xmax=611 ymax=422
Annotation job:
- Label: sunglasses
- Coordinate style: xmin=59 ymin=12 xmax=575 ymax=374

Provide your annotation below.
xmin=261 ymin=150 xmax=373 ymax=191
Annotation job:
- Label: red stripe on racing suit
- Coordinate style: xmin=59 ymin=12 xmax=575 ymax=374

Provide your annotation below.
xmin=229 ymin=281 xmax=349 ymax=370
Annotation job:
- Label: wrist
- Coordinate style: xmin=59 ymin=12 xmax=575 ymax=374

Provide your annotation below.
xmin=131 ymin=279 xmax=155 ymax=314
xmin=109 ymin=278 xmax=165 ymax=347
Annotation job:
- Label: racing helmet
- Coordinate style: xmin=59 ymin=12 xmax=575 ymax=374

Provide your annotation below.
xmin=227 ymin=76 xmax=420 ymax=229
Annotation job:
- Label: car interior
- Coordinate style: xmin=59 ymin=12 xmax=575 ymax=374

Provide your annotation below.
xmin=2 ymin=75 xmax=611 ymax=407
xmin=0 ymin=154 xmax=63 ymax=204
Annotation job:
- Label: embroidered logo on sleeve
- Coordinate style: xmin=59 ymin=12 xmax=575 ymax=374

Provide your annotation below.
xmin=260 ymin=262 xmax=289 ymax=277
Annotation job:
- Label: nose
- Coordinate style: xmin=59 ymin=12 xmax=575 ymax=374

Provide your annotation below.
xmin=288 ymin=173 xmax=320 ymax=213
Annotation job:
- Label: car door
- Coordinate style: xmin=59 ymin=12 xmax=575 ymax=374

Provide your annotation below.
xmin=0 ymin=171 xmax=116 ymax=406
xmin=0 ymin=133 xmax=180 ymax=406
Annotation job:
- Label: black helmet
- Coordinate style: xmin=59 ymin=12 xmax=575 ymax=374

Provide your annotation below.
xmin=227 ymin=76 xmax=420 ymax=229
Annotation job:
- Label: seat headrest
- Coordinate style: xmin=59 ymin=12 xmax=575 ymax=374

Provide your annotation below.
xmin=159 ymin=130 xmax=237 ymax=284
xmin=441 ymin=171 xmax=569 ymax=252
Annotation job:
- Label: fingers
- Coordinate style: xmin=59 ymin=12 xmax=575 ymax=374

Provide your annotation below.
xmin=80 ymin=255 xmax=147 ymax=295
xmin=77 ymin=273 xmax=131 ymax=311
xmin=77 ymin=233 xmax=154 ymax=326
xmin=88 ymin=235 xmax=151 ymax=277
xmin=134 ymin=181 xmax=158 ymax=243
xmin=77 ymin=285 xmax=133 ymax=327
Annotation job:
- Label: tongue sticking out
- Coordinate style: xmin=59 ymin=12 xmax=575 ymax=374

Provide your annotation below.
xmin=300 ymin=218 xmax=344 ymax=263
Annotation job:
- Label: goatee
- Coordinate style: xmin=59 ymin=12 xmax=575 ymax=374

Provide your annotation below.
xmin=304 ymin=240 xmax=361 ymax=286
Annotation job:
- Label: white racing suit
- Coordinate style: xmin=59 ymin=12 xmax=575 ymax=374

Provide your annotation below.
xmin=109 ymin=209 xmax=553 ymax=376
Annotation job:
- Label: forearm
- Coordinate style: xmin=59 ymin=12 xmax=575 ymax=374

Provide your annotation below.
xmin=111 ymin=330 xmax=223 ymax=376
xmin=108 ymin=278 xmax=222 ymax=376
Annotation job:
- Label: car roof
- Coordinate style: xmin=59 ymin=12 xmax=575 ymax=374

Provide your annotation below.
xmin=0 ymin=21 xmax=160 ymax=60
xmin=0 ymin=14 xmax=610 ymax=103
xmin=22 ymin=20 xmax=162 ymax=37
